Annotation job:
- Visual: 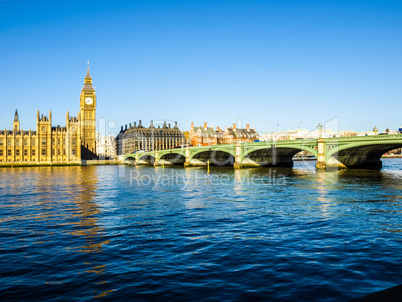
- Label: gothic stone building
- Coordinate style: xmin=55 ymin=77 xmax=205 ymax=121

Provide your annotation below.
xmin=116 ymin=121 xmax=185 ymax=155
xmin=0 ymin=65 xmax=97 ymax=165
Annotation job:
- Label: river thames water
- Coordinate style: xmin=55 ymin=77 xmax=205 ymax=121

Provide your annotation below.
xmin=0 ymin=159 xmax=401 ymax=301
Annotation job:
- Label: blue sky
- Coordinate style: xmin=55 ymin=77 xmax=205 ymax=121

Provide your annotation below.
xmin=1 ymin=0 xmax=401 ymax=135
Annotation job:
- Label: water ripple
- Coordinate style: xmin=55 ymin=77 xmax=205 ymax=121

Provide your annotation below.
xmin=0 ymin=160 xmax=401 ymax=300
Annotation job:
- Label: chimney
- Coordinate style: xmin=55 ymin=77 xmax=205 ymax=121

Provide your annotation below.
xmin=191 ymin=122 xmax=194 ymax=130
xmin=134 ymin=121 xmax=137 ymax=127
xmin=246 ymin=124 xmax=250 ymax=130
xmin=233 ymin=123 xmax=236 ymax=130
xmin=129 ymin=123 xmax=132 ymax=128
xmin=204 ymin=122 xmax=207 ymax=130
xmin=125 ymin=124 xmax=127 ymax=130
xmin=217 ymin=126 xmax=221 ymax=132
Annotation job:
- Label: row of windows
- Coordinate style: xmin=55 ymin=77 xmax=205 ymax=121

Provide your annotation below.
xmin=0 ymin=139 xmax=36 ymax=146
xmin=0 ymin=149 xmax=76 ymax=156
xmin=0 ymin=158 xmax=35 ymax=162
xmin=0 ymin=138 xmax=77 ymax=146
xmin=0 ymin=157 xmax=77 ymax=162
xmin=52 ymin=138 xmax=68 ymax=145
xmin=0 ymin=150 xmax=33 ymax=156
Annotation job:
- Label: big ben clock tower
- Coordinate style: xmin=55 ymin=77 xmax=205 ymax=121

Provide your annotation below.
xmin=79 ymin=62 xmax=97 ymax=159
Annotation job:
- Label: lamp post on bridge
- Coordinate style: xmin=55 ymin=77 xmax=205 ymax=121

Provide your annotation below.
xmin=317 ymin=123 xmax=323 ymax=138
xmin=316 ymin=123 xmax=326 ymax=170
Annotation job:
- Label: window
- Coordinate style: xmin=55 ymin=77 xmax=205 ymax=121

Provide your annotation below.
xmin=72 ymin=149 xmax=76 ymax=156
xmin=41 ymin=149 xmax=46 ymax=156
xmin=32 ymin=139 xmax=36 ymax=146
xmin=24 ymin=139 xmax=28 ymax=146
xmin=52 ymin=139 xmax=55 ymax=145
xmin=16 ymin=139 xmax=20 ymax=146
xmin=52 ymin=149 xmax=55 ymax=155
xmin=16 ymin=150 xmax=20 ymax=156
xmin=24 ymin=150 xmax=28 ymax=156
xmin=7 ymin=150 xmax=11 ymax=156
xmin=42 ymin=138 xmax=46 ymax=146
xmin=0 ymin=150 xmax=3 ymax=156
xmin=72 ymin=139 xmax=76 ymax=146
xmin=0 ymin=139 xmax=3 ymax=146
xmin=32 ymin=150 xmax=36 ymax=156
xmin=7 ymin=139 xmax=11 ymax=146
xmin=58 ymin=139 xmax=61 ymax=145
xmin=63 ymin=139 xmax=65 ymax=145
xmin=58 ymin=149 xmax=61 ymax=155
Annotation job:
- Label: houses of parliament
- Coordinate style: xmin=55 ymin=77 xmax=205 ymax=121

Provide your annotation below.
xmin=0 ymin=65 xmax=97 ymax=165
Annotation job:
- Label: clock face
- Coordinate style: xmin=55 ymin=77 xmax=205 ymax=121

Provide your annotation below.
xmin=85 ymin=97 xmax=93 ymax=105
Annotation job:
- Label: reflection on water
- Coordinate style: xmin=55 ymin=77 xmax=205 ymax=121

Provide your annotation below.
xmin=0 ymin=160 xmax=401 ymax=301
xmin=0 ymin=166 xmax=115 ymax=299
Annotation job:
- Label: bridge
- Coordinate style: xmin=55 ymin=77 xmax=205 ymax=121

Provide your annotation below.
xmin=123 ymin=134 xmax=402 ymax=170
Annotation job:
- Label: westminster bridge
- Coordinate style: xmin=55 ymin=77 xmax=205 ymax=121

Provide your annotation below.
xmin=123 ymin=134 xmax=402 ymax=170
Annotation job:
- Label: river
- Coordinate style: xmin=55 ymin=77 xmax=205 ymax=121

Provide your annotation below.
xmin=0 ymin=159 xmax=401 ymax=301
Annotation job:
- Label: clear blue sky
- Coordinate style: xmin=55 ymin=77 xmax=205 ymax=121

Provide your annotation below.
xmin=1 ymin=0 xmax=401 ymax=135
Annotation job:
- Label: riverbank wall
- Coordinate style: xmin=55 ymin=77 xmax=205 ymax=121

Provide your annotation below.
xmin=0 ymin=160 xmax=118 ymax=168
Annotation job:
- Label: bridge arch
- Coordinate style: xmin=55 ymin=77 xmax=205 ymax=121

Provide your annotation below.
xmin=241 ymin=144 xmax=317 ymax=168
xmin=190 ymin=149 xmax=235 ymax=166
xmin=326 ymin=141 xmax=402 ymax=169
xmin=160 ymin=152 xmax=186 ymax=165
xmin=124 ymin=156 xmax=136 ymax=164
xmin=138 ymin=155 xmax=156 ymax=165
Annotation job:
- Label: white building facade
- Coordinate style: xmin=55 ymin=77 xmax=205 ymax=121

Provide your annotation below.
xmin=96 ymin=133 xmax=116 ymax=159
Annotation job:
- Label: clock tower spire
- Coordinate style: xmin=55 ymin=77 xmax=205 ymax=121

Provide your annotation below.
xmin=13 ymin=109 xmax=20 ymax=131
xmin=79 ymin=62 xmax=97 ymax=159
xmin=85 ymin=60 xmax=91 ymax=80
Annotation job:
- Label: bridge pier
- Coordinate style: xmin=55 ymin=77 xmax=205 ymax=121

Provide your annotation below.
xmin=184 ymin=145 xmax=191 ymax=167
xmin=233 ymin=142 xmax=242 ymax=169
xmin=153 ymin=151 xmax=159 ymax=166
xmin=184 ymin=160 xmax=207 ymax=167
xmin=137 ymin=160 xmax=150 ymax=165
xmin=154 ymin=159 xmax=173 ymax=167
xmin=316 ymin=138 xmax=326 ymax=170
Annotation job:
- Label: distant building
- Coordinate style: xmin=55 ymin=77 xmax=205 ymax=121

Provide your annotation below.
xmin=258 ymin=128 xmax=396 ymax=141
xmin=260 ymin=129 xmax=336 ymax=141
xmin=338 ymin=130 xmax=357 ymax=137
xmin=188 ymin=122 xmax=258 ymax=146
xmin=116 ymin=120 xmax=185 ymax=155
xmin=220 ymin=123 xmax=259 ymax=144
xmin=188 ymin=122 xmax=218 ymax=146
xmin=96 ymin=133 xmax=116 ymax=159
xmin=260 ymin=129 xmax=305 ymax=141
